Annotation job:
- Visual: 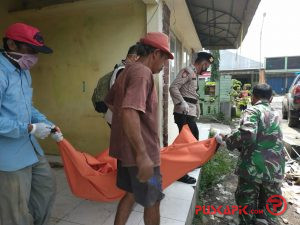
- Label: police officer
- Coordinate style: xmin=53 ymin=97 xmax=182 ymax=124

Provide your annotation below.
xmin=169 ymin=52 xmax=214 ymax=184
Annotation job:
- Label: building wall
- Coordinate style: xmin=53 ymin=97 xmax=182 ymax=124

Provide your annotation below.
xmin=220 ymin=50 xmax=261 ymax=70
xmin=266 ymin=73 xmax=296 ymax=94
xmin=0 ymin=0 xmax=146 ymax=155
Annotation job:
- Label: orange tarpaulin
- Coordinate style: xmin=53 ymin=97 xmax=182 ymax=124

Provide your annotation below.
xmin=57 ymin=125 xmax=217 ymax=202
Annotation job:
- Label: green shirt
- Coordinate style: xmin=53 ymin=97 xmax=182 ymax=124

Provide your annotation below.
xmin=226 ymin=100 xmax=285 ymax=183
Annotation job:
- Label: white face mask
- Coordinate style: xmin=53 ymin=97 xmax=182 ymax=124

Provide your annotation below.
xmin=5 ymin=52 xmax=38 ymax=70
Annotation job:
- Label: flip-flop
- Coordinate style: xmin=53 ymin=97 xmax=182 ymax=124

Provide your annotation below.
xmin=177 ymin=174 xmax=196 ymax=184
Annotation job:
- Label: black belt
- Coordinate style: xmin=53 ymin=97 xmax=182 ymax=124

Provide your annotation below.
xmin=183 ymin=97 xmax=197 ymax=104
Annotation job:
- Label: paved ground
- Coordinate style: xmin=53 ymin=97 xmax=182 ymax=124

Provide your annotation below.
xmin=48 ymin=97 xmax=299 ymax=225
xmin=199 ymin=96 xmax=300 ymax=225
xmin=47 ymin=123 xmax=213 ymax=225
xmin=49 ymin=167 xmax=199 ymax=225
xmin=271 ymin=96 xmax=300 ymax=157
xmin=271 ymin=96 xmax=300 ymax=136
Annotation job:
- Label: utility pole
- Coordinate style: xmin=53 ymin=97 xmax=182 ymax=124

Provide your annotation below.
xmin=259 ymin=12 xmax=267 ymax=68
xmin=259 ymin=12 xmax=267 ymax=84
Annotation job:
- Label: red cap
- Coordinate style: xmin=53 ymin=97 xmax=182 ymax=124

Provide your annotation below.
xmin=5 ymin=23 xmax=53 ymax=54
xmin=140 ymin=32 xmax=174 ymax=59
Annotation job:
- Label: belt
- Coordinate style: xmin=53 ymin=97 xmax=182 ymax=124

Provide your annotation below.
xmin=183 ymin=97 xmax=197 ymax=104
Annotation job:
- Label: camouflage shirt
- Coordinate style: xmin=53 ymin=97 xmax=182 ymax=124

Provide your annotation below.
xmin=226 ymin=100 xmax=285 ymax=183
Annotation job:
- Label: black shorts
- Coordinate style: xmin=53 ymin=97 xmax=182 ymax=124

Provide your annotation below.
xmin=117 ymin=160 xmax=164 ymax=208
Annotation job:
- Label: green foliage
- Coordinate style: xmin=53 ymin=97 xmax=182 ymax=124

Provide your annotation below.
xmin=199 ymin=148 xmax=236 ymax=190
xmin=232 ymin=79 xmax=242 ymax=90
xmin=205 ymin=81 xmax=216 ymax=86
xmin=209 ymin=97 xmax=216 ymax=103
xmin=230 ymin=79 xmax=251 ymax=119
xmin=244 ymin=83 xmax=252 ymax=90
xmin=216 ymin=112 xmax=225 ymax=121
xmin=210 ymin=50 xmax=220 ymax=82
xmin=193 ymin=147 xmax=237 ymax=223
xmin=204 ymin=81 xmax=216 ymax=96
xmin=230 ymin=89 xmax=239 ymax=99
xmin=214 ymin=112 xmax=232 ymax=125
xmin=236 ymin=108 xmax=242 ymax=118
xmin=238 ymin=97 xmax=250 ymax=107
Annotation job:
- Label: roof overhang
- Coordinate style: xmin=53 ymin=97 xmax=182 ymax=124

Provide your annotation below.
xmin=186 ymin=0 xmax=261 ymax=49
xmin=164 ymin=0 xmax=202 ymax=51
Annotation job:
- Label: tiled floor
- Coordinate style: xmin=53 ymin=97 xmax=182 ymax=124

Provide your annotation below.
xmin=49 ymin=167 xmax=200 ymax=225
xmin=48 ymin=122 xmax=214 ymax=225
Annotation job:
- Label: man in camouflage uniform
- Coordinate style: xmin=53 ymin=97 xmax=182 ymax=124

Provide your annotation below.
xmin=169 ymin=52 xmax=214 ymax=184
xmin=223 ymin=84 xmax=285 ymax=225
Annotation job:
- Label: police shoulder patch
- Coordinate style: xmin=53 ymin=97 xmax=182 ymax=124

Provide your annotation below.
xmin=182 ymin=71 xmax=188 ymax=78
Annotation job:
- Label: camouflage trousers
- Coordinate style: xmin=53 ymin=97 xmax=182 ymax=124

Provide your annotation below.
xmin=235 ymin=177 xmax=282 ymax=225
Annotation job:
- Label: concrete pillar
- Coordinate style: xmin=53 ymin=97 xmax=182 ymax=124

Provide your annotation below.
xmin=144 ymin=0 xmax=165 ymax=146
xmin=259 ymin=69 xmax=266 ymax=84
xmin=162 ymin=2 xmax=171 ymax=146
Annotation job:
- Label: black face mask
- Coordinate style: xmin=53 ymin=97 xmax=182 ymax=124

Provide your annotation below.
xmin=200 ymin=66 xmax=208 ymax=74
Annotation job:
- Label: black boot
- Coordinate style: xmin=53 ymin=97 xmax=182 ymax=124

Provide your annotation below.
xmin=177 ymin=174 xmax=196 ymax=184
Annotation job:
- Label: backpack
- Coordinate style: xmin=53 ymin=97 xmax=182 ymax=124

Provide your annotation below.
xmin=92 ymin=64 xmax=125 ymax=113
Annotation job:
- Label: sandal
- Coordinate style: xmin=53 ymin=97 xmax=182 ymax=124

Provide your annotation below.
xmin=178 ymin=174 xmax=196 ymax=184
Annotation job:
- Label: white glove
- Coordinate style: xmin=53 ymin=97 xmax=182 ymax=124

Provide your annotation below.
xmin=50 ymin=125 xmax=64 ymax=142
xmin=179 ymin=101 xmax=190 ymax=114
xmin=30 ymin=123 xmax=51 ymax=139
xmin=214 ymin=133 xmax=226 ymax=146
xmin=51 ymin=131 xmax=63 ymax=142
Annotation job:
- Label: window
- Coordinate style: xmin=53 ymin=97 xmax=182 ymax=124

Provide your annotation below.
xmin=170 ymin=34 xmax=176 ymax=82
xmin=183 ymin=48 xmax=190 ymax=67
xmin=169 ymin=32 xmax=183 ymax=82
xmin=287 ymin=56 xmax=300 ymax=70
xmin=266 ymin=57 xmax=285 ymax=70
xmin=187 ymin=54 xmax=190 ymax=66
xmin=176 ymin=37 xmax=182 ymax=75
xmin=183 ymin=51 xmax=187 ymax=67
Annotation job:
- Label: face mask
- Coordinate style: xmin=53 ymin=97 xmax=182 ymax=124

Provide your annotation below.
xmin=5 ymin=52 xmax=38 ymax=70
xmin=197 ymin=66 xmax=206 ymax=75
xmin=202 ymin=64 xmax=209 ymax=72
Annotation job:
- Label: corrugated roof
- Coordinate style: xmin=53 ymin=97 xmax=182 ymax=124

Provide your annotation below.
xmin=186 ymin=0 xmax=261 ymax=49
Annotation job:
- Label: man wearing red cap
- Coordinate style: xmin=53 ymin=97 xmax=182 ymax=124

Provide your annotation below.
xmin=105 ymin=32 xmax=173 ymax=225
xmin=0 ymin=23 xmax=62 ymax=225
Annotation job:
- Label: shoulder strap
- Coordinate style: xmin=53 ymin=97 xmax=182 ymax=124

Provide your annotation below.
xmin=109 ymin=65 xmax=125 ymax=88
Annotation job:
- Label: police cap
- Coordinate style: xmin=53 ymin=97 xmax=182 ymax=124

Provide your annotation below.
xmin=196 ymin=52 xmax=214 ymax=63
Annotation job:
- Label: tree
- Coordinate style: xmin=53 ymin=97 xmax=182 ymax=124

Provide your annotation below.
xmin=210 ymin=50 xmax=220 ymax=82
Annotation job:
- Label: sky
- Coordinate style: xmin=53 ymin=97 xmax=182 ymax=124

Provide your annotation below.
xmin=231 ymin=0 xmax=300 ymax=63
